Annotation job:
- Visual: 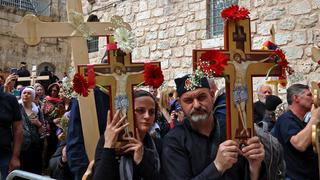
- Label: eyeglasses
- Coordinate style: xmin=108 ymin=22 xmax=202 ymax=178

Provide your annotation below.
xmin=134 ymin=108 xmax=156 ymax=116
xmin=51 ymin=89 xmax=58 ymax=92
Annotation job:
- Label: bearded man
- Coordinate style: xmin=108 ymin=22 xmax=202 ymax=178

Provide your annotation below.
xmin=162 ymin=74 xmax=266 ymax=180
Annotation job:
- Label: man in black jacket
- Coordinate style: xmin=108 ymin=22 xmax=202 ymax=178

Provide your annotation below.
xmin=162 ymin=74 xmax=266 ymax=180
xmin=253 ymin=84 xmax=272 ymax=124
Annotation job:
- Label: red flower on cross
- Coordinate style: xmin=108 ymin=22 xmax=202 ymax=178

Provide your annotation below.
xmin=73 ymin=73 xmax=90 ymax=97
xmin=221 ymin=5 xmax=250 ymax=22
xmin=143 ymin=64 xmax=164 ymax=89
xmin=199 ymin=50 xmax=228 ymax=76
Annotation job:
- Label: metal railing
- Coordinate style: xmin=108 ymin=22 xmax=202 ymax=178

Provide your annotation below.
xmin=6 ymin=170 xmax=55 ymax=180
xmin=87 ymin=36 xmax=99 ymax=53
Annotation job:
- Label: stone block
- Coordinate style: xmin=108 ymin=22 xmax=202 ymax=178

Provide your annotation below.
xmin=175 ymin=26 xmax=186 ymax=36
xmin=170 ymin=58 xmax=181 ymax=68
xmin=139 ymin=1 xmax=148 ymax=12
xmin=178 ymin=37 xmax=188 ymax=46
xmin=177 ymin=18 xmax=184 ymax=26
xmin=257 ymin=22 xmax=274 ymax=35
xmin=170 ymin=39 xmax=178 ymax=47
xmin=149 ymin=0 xmax=157 ymax=9
xmin=157 ymin=17 xmax=167 ymax=24
xmin=141 ymin=46 xmax=150 ymax=58
xmin=136 ymin=11 xmax=151 ymax=21
xmin=150 ymin=43 xmax=157 ymax=51
xmin=181 ymin=58 xmax=192 ymax=68
xmin=189 ymin=3 xmax=200 ymax=12
xmin=173 ymin=47 xmax=184 ymax=57
xmin=189 ymin=31 xmax=197 ymax=41
xmin=288 ymin=0 xmax=311 ymax=15
xmin=292 ymin=31 xmax=307 ymax=45
xmin=146 ymin=32 xmax=158 ymax=40
xmin=150 ymin=24 xmax=159 ymax=32
xmin=152 ymin=8 xmax=164 ymax=17
xmin=161 ymin=59 xmax=169 ymax=69
xmin=298 ymin=14 xmax=318 ymax=28
xmin=251 ymin=22 xmax=257 ymax=33
xmin=278 ymin=17 xmax=296 ymax=30
xmin=282 ymin=46 xmax=304 ymax=60
xmin=163 ymin=49 xmax=172 ymax=58
xmin=135 ymin=28 xmax=145 ymax=37
xmin=250 ymin=11 xmax=259 ymax=20
xmin=254 ymin=0 xmax=265 ymax=7
xmin=150 ymin=51 xmax=163 ymax=60
xmin=263 ymin=8 xmax=285 ymax=21
xmin=184 ymin=44 xmax=196 ymax=57
xmin=186 ymin=22 xmax=200 ymax=32
xmin=275 ymin=33 xmax=292 ymax=45
xmin=157 ymin=40 xmax=170 ymax=50
xmin=158 ymin=31 xmax=168 ymax=39
xmin=195 ymin=11 xmax=206 ymax=20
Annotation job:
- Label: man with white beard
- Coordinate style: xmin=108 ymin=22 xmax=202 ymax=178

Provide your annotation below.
xmin=162 ymin=74 xmax=266 ymax=180
xmin=253 ymin=84 xmax=272 ymax=124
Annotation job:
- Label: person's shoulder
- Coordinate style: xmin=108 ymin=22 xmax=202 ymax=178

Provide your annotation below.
xmin=163 ymin=123 xmax=186 ymax=141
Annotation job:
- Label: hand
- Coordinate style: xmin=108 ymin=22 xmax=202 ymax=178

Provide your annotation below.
xmin=53 ymin=118 xmax=61 ymax=124
xmin=242 ymin=136 xmax=265 ymax=172
xmin=4 ymin=74 xmax=17 ymax=93
xmin=61 ymin=146 xmax=67 ymax=163
xmin=214 ymin=140 xmax=240 ymax=174
xmin=104 ymin=110 xmax=129 ymax=148
xmin=29 ymin=118 xmax=42 ymax=127
xmin=8 ymin=156 xmax=20 ymax=172
xmin=122 ymin=128 xmax=144 ymax=165
xmin=310 ymin=105 xmax=320 ymax=124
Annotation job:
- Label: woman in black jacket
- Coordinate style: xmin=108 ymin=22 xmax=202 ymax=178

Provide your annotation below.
xmin=93 ymin=90 xmax=161 ymax=180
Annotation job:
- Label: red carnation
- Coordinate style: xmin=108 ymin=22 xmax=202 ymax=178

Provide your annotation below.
xmin=318 ymin=60 xmax=320 ymax=65
xmin=221 ymin=5 xmax=250 ymax=22
xmin=199 ymin=50 xmax=227 ymax=76
xmin=73 ymin=73 xmax=89 ymax=97
xmin=144 ymin=64 xmax=164 ymax=89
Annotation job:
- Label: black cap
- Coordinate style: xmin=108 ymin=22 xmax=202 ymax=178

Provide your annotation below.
xmin=20 ymin=62 xmax=27 ymax=65
xmin=174 ymin=74 xmax=210 ymax=97
xmin=265 ymin=95 xmax=282 ymax=111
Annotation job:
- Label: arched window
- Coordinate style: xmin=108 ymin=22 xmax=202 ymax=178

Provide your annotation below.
xmin=87 ymin=14 xmax=99 ymax=53
xmin=209 ymin=0 xmax=238 ymax=37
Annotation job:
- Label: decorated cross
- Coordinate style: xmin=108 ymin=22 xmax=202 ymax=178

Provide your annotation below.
xmin=78 ymin=35 xmax=160 ymax=149
xmin=193 ymin=13 xmax=281 ymax=141
xmin=17 ymin=65 xmax=49 ymax=86
xmin=14 ymin=0 xmax=130 ymax=160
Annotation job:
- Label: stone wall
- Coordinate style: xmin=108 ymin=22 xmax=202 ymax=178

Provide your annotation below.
xmin=82 ymin=0 xmax=208 ymax=85
xmin=0 ymin=2 xmax=70 ymax=79
xmin=82 ymin=0 xmax=320 ymax=87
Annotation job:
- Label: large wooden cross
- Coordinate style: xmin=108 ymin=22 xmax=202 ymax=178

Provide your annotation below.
xmin=18 ymin=65 xmax=49 ymax=86
xmin=78 ymin=35 xmax=160 ymax=149
xmin=193 ymin=18 xmax=281 ymax=141
xmin=14 ymin=0 xmax=130 ymax=161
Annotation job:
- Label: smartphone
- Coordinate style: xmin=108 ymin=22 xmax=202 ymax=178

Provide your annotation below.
xmin=13 ymin=89 xmax=20 ymax=97
xmin=10 ymin=68 xmax=18 ymax=75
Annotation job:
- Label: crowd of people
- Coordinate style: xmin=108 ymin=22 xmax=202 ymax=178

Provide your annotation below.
xmin=0 ymin=63 xmax=319 ymax=180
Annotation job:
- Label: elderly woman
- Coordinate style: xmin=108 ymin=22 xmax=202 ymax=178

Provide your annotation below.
xmin=42 ymin=83 xmax=65 ymax=171
xmin=19 ymin=87 xmax=44 ymax=175
xmin=93 ymin=90 xmax=161 ymax=180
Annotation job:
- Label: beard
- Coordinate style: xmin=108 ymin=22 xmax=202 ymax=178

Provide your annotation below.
xmin=189 ymin=107 xmax=210 ymax=122
xmin=259 ymin=97 xmax=266 ymax=104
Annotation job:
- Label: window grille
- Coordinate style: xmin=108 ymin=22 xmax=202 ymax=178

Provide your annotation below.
xmin=209 ymin=0 xmax=238 ymax=37
xmin=87 ymin=36 xmax=99 ymax=53
xmin=0 ymin=0 xmax=51 ymax=16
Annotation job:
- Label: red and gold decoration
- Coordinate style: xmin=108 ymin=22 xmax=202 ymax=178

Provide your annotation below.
xmin=199 ymin=50 xmax=228 ymax=76
xmin=73 ymin=72 xmax=90 ymax=97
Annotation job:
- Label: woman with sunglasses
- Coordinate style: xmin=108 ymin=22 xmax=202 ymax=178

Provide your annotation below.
xmin=93 ymin=90 xmax=161 ymax=180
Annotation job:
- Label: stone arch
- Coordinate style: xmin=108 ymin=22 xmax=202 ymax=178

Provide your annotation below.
xmin=87 ymin=14 xmax=99 ymax=22
xmin=37 ymin=62 xmax=56 ymax=75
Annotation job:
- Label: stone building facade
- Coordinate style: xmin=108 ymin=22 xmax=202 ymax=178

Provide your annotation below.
xmin=82 ymin=0 xmax=320 ymax=88
xmin=0 ymin=0 xmax=71 ymax=79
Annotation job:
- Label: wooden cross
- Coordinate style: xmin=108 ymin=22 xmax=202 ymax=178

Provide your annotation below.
xmin=193 ymin=19 xmax=281 ymax=141
xmin=78 ymin=35 xmax=160 ymax=149
xmin=14 ymin=0 xmax=131 ymax=161
xmin=17 ymin=65 xmax=49 ymax=86
xmin=311 ymin=81 xmax=320 ymax=176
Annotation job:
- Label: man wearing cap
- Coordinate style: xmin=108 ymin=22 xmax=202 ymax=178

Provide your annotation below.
xmin=162 ymin=74 xmax=266 ymax=180
xmin=16 ymin=62 xmax=31 ymax=87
